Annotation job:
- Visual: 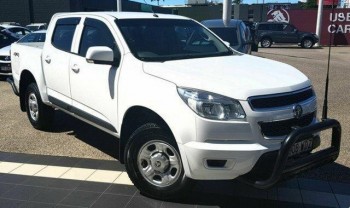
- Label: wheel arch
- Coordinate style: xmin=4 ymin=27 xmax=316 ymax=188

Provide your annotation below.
xmin=19 ymin=70 xmax=37 ymax=112
xmin=119 ymin=106 xmax=174 ymax=164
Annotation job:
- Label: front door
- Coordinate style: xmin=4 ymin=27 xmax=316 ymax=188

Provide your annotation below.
xmin=69 ymin=17 xmax=122 ymax=133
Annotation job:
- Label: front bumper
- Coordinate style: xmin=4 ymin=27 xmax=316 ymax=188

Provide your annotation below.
xmin=239 ymin=118 xmax=341 ymax=189
xmin=181 ymin=118 xmax=340 ymax=184
xmin=0 ymin=61 xmax=12 ymax=75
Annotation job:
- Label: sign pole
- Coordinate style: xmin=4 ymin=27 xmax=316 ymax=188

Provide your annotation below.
xmin=223 ymin=0 xmax=233 ymax=26
xmin=315 ymin=0 xmax=324 ymax=47
xmin=117 ymin=0 xmax=122 ymax=12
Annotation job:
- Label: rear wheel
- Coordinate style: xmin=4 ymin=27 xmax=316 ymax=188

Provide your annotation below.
xmin=261 ymin=38 xmax=272 ymax=48
xmin=301 ymin=38 xmax=314 ymax=49
xmin=124 ymin=123 xmax=193 ymax=199
xmin=25 ymin=83 xmax=54 ymax=130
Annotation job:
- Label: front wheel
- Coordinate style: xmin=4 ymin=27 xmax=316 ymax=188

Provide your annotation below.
xmin=301 ymin=38 xmax=314 ymax=49
xmin=124 ymin=123 xmax=193 ymax=199
xmin=25 ymin=83 xmax=54 ymax=130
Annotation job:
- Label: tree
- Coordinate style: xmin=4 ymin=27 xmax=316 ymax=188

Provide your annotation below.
xmin=300 ymin=0 xmax=317 ymax=8
xmin=233 ymin=0 xmax=243 ymax=4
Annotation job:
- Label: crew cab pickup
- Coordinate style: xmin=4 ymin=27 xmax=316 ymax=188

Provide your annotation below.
xmin=8 ymin=12 xmax=341 ymax=199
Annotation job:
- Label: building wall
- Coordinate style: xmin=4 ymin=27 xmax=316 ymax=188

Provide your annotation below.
xmin=0 ymin=0 xmax=31 ymax=25
xmin=32 ymin=0 xmax=71 ymax=24
xmin=0 ymin=0 xmax=171 ymax=26
xmin=174 ymin=5 xmax=226 ymax=21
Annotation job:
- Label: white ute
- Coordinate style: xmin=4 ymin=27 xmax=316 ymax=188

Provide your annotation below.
xmin=9 ymin=12 xmax=341 ymax=199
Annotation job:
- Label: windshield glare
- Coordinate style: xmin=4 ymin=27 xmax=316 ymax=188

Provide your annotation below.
xmin=116 ymin=19 xmax=233 ymax=62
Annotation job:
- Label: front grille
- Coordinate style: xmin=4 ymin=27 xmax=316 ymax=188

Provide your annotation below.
xmin=259 ymin=112 xmax=315 ymax=137
xmin=0 ymin=56 xmax=8 ymax=61
xmin=249 ymin=88 xmax=315 ymax=110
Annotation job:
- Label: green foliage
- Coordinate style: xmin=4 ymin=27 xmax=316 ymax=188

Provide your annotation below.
xmin=233 ymin=0 xmax=243 ymax=5
xmin=300 ymin=0 xmax=318 ymax=9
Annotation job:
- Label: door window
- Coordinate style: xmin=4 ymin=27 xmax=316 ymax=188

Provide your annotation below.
xmin=52 ymin=17 xmax=80 ymax=52
xmin=79 ymin=18 xmax=120 ymax=62
xmin=283 ymin=24 xmax=295 ymax=32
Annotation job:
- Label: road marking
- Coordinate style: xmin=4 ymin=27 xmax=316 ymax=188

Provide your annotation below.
xmin=0 ymin=161 xmax=133 ymax=185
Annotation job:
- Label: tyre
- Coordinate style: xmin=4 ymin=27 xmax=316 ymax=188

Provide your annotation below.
xmin=301 ymin=38 xmax=314 ymax=49
xmin=260 ymin=38 xmax=272 ymax=48
xmin=25 ymin=83 xmax=54 ymax=130
xmin=124 ymin=123 xmax=193 ymax=199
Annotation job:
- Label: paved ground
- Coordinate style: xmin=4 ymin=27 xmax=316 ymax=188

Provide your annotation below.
xmin=0 ymin=46 xmax=349 ymax=207
xmin=0 ymin=151 xmax=350 ymax=208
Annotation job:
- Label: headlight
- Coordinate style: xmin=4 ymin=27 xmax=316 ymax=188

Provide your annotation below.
xmin=177 ymin=88 xmax=246 ymax=120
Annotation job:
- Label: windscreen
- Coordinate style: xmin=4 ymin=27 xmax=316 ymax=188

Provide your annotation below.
xmin=116 ymin=19 xmax=234 ymax=62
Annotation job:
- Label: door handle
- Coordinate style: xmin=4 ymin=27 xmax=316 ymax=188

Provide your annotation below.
xmin=71 ymin=64 xmax=80 ymax=73
xmin=45 ymin=56 xmax=51 ymax=64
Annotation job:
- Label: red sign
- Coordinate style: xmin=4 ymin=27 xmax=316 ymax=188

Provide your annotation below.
xmin=286 ymin=9 xmax=350 ymax=45
xmin=317 ymin=0 xmax=339 ymax=6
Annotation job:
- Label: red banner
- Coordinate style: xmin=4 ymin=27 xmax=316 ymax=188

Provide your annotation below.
xmin=317 ymin=0 xmax=339 ymax=5
xmin=268 ymin=9 xmax=350 ymax=45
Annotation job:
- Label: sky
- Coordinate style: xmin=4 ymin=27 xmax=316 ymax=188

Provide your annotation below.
xmin=132 ymin=0 xmax=299 ymax=6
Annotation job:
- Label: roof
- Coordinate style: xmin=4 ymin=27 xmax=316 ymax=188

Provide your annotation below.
xmin=201 ymin=19 xmax=243 ymax=28
xmin=54 ymin=11 xmax=190 ymax=20
xmin=33 ymin=30 xmax=47 ymax=33
xmin=26 ymin=23 xmax=47 ymax=26
xmin=0 ymin=25 xmax=28 ymax=29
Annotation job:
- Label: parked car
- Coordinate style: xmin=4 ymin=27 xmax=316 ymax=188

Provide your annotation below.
xmin=0 ymin=30 xmax=47 ymax=76
xmin=201 ymin=19 xmax=257 ymax=54
xmin=9 ymin=12 xmax=341 ymax=199
xmin=17 ymin=30 xmax=46 ymax=43
xmin=26 ymin=23 xmax=47 ymax=31
xmin=0 ymin=31 xmax=19 ymax=75
xmin=255 ymin=22 xmax=319 ymax=48
xmin=1 ymin=25 xmax=31 ymax=39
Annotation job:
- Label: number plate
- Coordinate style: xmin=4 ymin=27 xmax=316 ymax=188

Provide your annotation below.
xmin=288 ymin=138 xmax=313 ymax=157
xmin=0 ymin=66 xmax=11 ymax=72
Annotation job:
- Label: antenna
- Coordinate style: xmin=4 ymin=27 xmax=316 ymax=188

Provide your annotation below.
xmin=144 ymin=0 xmax=158 ymax=16
xmin=321 ymin=0 xmax=336 ymax=120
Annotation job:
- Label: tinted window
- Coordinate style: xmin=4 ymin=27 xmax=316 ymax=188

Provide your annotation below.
xmin=117 ymin=19 xmax=233 ymax=62
xmin=79 ymin=18 xmax=120 ymax=60
xmin=52 ymin=18 xmax=80 ymax=52
xmin=271 ymin=24 xmax=283 ymax=31
xmin=283 ymin=24 xmax=295 ymax=32
xmin=209 ymin=27 xmax=239 ymax=46
xmin=258 ymin=24 xmax=269 ymax=30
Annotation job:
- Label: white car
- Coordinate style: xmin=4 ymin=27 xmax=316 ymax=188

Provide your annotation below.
xmin=26 ymin=23 xmax=47 ymax=31
xmin=0 ymin=25 xmax=31 ymax=39
xmin=0 ymin=45 xmax=11 ymax=75
xmin=9 ymin=12 xmax=341 ymax=199
xmin=0 ymin=30 xmax=46 ymax=76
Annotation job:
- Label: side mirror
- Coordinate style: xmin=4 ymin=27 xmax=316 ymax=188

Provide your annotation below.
xmin=86 ymin=46 xmax=114 ymax=65
xmin=223 ymin=41 xmax=231 ymax=47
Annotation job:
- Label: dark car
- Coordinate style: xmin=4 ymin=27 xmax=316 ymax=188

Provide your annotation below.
xmin=201 ymin=19 xmax=257 ymax=54
xmin=255 ymin=22 xmax=319 ymax=49
xmin=0 ymin=31 xmax=19 ymax=48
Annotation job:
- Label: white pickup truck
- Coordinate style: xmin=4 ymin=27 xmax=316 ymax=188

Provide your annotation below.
xmin=8 ymin=12 xmax=341 ymax=199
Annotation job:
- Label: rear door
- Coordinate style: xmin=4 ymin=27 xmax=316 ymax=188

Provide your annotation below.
xmin=43 ymin=17 xmax=80 ymax=107
xmin=69 ymin=17 xmax=122 ymax=133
